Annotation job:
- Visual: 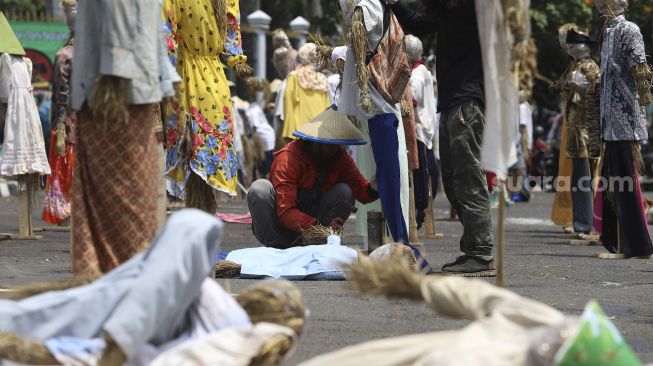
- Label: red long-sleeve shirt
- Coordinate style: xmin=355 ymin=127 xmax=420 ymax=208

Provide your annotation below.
xmin=270 ymin=140 xmax=378 ymax=233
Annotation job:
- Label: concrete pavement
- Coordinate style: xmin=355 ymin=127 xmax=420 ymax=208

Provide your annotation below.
xmin=1 ymin=191 xmax=652 ymax=364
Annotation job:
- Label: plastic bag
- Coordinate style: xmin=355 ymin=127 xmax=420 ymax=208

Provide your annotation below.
xmin=43 ymin=129 xmax=74 ymax=224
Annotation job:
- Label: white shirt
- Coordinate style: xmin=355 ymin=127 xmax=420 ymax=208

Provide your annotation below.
xmin=519 ymin=102 xmax=533 ymax=150
xmin=71 ymin=0 xmax=165 ymax=109
xmin=338 ymin=0 xmax=400 ymax=120
xmin=327 ymin=73 xmax=341 ymax=105
xmin=411 ymin=64 xmax=437 ymax=149
xmin=245 ymin=102 xmax=275 ymax=152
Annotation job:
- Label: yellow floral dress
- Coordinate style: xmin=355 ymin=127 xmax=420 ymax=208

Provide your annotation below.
xmin=163 ymin=0 xmax=246 ymax=196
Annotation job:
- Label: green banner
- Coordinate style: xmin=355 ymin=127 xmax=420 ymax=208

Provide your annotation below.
xmin=10 ymin=21 xmax=68 ymax=63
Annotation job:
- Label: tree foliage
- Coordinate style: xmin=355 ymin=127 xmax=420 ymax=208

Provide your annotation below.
xmin=0 ymin=0 xmax=47 ymax=13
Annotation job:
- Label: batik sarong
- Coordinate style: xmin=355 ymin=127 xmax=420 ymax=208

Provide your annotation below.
xmin=72 ymin=105 xmax=159 ymax=276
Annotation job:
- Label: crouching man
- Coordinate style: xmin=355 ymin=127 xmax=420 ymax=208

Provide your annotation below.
xmin=248 ymin=107 xmax=379 ymax=248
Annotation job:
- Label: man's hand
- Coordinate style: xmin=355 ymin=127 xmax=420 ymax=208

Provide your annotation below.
xmin=328 ymin=217 xmax=345 ymax=231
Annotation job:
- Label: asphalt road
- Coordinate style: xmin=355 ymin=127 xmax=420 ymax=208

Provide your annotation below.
xmin=1 ymin=191 xmax=652 ymax=364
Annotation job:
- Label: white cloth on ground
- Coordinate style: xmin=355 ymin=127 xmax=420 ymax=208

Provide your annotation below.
xmin=150 ymin=323 xmax=295 ymax=366
xmin=43 ymin=278 xmax=252 ymax=366
xmin=225 ymin=235 xmax=358 ymax=280
xmin=476 ymin=0 xmax=519 ymax=180
xmin=411 ymin=64 xmax=437 ymax=149
xmin=0 ymin=210 xmax=226 ymax=361
xmin=0 ymin=53 xmax=50 ymax=177
xmin=246 ymin=102 xmax=275 ymax=152
xmin=297 ymin=276 xmax=565 ymax=366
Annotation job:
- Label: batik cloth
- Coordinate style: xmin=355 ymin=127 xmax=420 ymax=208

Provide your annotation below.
xmin=600 ymin=15 xmax=648 ymax=142
xmin=72 ymin=105 xmax=159 ymax=276
xmin=0 ymin=53 xmax=50 ymax=177
xmin=163 ymin=0 xmax=247 ymax=196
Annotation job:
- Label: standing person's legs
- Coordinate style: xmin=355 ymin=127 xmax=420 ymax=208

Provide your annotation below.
xmin=604 ymin=142 xmax=653 ymax=258
xmin=571 ymin=158 xmax=593 ymax=233
xmin=439 ymin=108 xmax=457 ymax=214
xmin=442 ymin=101 xmax=494 ymax=270
xmin=368 ymin=113 xmax=409 ymax=243
xmin=315 ymin=183 xmax=355 ymax=226
xmin=413 ymin=141 xmax=430 ymax=227
xmin=426 ymin=148 xmax=440 ymax=200
xmin=247 ymin=179 xmax=299 ymax=249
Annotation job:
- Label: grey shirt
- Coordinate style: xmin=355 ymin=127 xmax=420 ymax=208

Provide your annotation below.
xmin=71 ymin=0 xmax=165 ymax=110
xmin=600 ymin=15 xmax=648 ymax=142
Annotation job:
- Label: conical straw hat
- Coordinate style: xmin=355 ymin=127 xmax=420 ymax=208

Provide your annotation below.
xmin=0 ymin=12 xmax=25 ymax=56
xmin=293 ymin=106 xmax=367 ymax=145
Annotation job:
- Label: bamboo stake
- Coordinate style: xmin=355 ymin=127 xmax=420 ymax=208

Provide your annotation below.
xmin=496 ymin=181 xmax=506 ymax=288
xmin=408 ymin=174 xmax=422 ymax=245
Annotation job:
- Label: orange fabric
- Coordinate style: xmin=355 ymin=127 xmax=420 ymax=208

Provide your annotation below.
xmin=270 ymin=140 xmax=377 ymax=233
xmin=551 ymin=117 xmax=573 ymax=227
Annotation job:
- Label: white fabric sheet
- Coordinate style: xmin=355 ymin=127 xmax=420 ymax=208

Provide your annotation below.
xmin=225 ymin=236 xmax=358 ymax=280
xmin=476 ymin=0 xmax=518 ymax=180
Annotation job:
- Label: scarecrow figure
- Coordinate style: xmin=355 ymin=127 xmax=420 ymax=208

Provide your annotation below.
xmin=163 ymin=0 xmax=253 ymax=213
xmin=339 ymin=0 xmax=412 ymax=245
xmin=42 ymin=0 xmax=77 ymax=225
xmin=594 ymin=0 xmax=653 ymax=258
xmin=0 ymin=11 xmax=51 ymax=238
xmin=554 ymin=26 xmax=601 ymax=239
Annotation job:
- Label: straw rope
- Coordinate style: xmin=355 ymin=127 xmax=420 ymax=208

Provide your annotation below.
xmin=345 ymin=257 xmax=425 ymax=301
xmin=237 ymin=281 xmax=306 ymax=336
xmin=0 ymin=333 xmax=58 ymax=365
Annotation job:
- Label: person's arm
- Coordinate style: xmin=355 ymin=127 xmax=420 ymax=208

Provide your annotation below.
xmin=624 ymin=23 xmax=653 ymax=106
xmin=389 ymin=1 xmax=438 ymax=38
xmin=339 ymin=152 xmax=379 ymax=204
xmin=271 ymin=154 xmax=319 ymax=232
xmin=222 ymin=0 xmax=248 ymax=70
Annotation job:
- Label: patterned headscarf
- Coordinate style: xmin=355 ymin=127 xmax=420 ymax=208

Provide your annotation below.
xmin=298 ymin=43 xmax=317 ymax=66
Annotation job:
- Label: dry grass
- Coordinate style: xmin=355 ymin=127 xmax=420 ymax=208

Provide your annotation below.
xmin=300 ymin=225 xmax=343 ymax=245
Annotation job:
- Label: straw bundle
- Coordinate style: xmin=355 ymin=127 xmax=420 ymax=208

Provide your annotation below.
xmin=249 ymin=333 xmax=295 ymax=366
xmin=0 ymin=333 xmax=58 ymax=365
xmin=351 ymin=8 xmax=372 ymax=112
xmin=346 ymin=257 xmax=425 ymax=301
xmin=185 ymin=171 xmax=217 ymax=214
xmin=88 ymin=75 xmax=130 ymax=125
xmin=0 ymin=276 xmax=98 ymax=300
xmin=300 ymin=225 xmax=343 ymax=245
xmin=214 ymin=260 xmax=242 ymax=278
xmin=634 ymin=63 xmax=653 ymax=106
xmin=235 ymin=63 xmax=254 ymax=79
xmin=236 ymin=281 xmax=306 ymax=336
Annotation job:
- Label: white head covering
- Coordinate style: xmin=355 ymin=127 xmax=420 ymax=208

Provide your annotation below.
xmin=405 ymin=35 xmax=423 ymax=63
xmin=331 ymin=46 xmax=348 ymax=65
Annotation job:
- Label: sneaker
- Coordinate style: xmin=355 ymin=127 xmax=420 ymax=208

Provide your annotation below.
xmin=441 ymin=255 xmax=468 ymax=270
xmin=442 ymin=256 xmax=495 ymax=273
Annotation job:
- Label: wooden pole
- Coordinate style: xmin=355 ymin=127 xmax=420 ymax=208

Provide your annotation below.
xmin=496 ymin=181 xmax=506 ymax=288
xmin=17 ymin=188 xmax=32 ymax=237
xmin=408 ymin=174 xmax=422 ymax=245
